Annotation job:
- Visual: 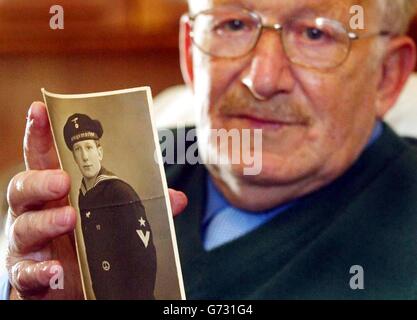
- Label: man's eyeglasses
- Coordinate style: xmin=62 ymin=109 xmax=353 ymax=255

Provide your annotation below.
xmin=186 ymin=6 xmax=391 ymax=70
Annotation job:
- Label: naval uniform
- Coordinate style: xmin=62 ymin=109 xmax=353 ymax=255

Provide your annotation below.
xmin=78 ymin=168 xmax=157 ymax=300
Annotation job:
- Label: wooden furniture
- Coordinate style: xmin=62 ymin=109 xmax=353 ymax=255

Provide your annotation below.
xmin=0 ymin=0 xmax=187 ymax=54
xmin=0 ymin=0 xmax=187 ymax=172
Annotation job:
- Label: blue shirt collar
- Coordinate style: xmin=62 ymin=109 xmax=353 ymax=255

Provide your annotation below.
xmin=204 ymin=121 xmax=383 ymax=223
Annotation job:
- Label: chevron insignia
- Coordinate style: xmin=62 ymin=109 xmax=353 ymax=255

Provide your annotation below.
xmin=136 ymin=230 xmax=150 ymax=248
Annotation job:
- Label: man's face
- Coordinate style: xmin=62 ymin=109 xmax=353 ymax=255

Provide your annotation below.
xmin=72 ymin=140 xmax=103 ymax=179
xmin=187 ymin=0 xmax=384 ymax=189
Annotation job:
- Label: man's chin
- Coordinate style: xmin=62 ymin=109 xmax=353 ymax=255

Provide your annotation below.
xmin=82 ymin=172 xmax=98 ymax=179
xmin=219 ymin=159 xmax=316 ymax=187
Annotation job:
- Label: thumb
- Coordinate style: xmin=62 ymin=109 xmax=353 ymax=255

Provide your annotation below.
xmin=168 ymin=189 xmax=188 ymax=217
xmin=23 ymin=102 xmax=60 ymax=170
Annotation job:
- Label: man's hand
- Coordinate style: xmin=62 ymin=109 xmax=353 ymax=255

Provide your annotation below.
xmin=5 ymin=102 xmax=188 ymax=300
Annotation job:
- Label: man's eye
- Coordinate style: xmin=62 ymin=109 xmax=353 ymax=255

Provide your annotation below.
xmin=215 ymin=19 xmax=249 ymax=33
xmin=305 ymin=27 xmax=325 ymax=40
xmin=226 ymin=19 xmax=245 ymax=31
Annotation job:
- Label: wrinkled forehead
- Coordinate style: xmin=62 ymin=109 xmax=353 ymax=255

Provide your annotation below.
xmin=188 ymin=0 xmax=375 ymax=23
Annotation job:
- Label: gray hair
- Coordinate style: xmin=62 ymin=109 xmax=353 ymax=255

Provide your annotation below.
xmin=378 ymin=0 xmax=417 ymax=34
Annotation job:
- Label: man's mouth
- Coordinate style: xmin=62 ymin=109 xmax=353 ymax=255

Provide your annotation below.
xmin=224 ymin=113 xmax=307 ymax=128
xmin=83 ymin=164 xmax=92 ymax=169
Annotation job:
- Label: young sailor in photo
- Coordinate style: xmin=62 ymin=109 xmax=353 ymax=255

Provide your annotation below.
xmin=64 ymin=113 xmax=157 ymax=300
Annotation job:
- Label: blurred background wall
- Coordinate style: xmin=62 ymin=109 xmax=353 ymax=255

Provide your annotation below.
xmin=0 ymin=0 xmax=187 ymax=173
xmin=1 ymin=0 xmax=417 ymax=190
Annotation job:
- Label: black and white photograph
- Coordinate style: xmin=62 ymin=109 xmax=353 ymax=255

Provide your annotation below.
xmin=42 ymin=87 xmax=185 ymax=300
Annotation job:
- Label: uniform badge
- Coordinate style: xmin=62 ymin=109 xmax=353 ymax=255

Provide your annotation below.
xmin=71 ymin=117 xmax=79 ymax=129
xmin=102 ymin=260 xmax=111 ymax=271
xmin=137 ymin=230 xmax=150 ymax=248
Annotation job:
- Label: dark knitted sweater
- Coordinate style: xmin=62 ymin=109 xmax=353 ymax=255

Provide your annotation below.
xmin=167 ymin=124 xmax=417 ymax=299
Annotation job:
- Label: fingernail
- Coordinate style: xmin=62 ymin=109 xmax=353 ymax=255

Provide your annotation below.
xmin=55 ymin=208 xmax=71 ymax=226
xmin=28 ymin=103 xmax=47 ymax=128
xmin=48 ymin=172 xmax=66 ymax=194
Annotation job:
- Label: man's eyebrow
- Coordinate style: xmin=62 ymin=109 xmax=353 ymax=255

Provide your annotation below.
xmin=289 ymin=3 xmax=346 ymax=19
xmin=285 ymin=3 xmax=359 ymax=27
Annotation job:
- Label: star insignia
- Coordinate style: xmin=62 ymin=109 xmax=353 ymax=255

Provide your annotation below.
xmin=139 ymin=217 xmax=146 ymax=227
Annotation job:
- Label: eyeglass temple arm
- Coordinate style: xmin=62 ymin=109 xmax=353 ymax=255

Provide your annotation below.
xmin=349 ymin=30 xmax=391 ymax=40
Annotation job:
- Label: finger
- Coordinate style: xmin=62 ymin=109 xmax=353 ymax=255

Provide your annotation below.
xmin=10 ymin=260 xmax=61 ymax=298
xmin=7 ymin=170 xmax=71 ymax=216
xmin=23 ymin=102 xmax=60 ymax=170
xmin=168 ymin=189 xmax=188 ymax=217
xmin=9 ymin=206 xmax=76 ymax=255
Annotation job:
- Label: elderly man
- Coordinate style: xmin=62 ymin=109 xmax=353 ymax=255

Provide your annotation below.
xmin=2 ymin=0 xmax=417 ymax=299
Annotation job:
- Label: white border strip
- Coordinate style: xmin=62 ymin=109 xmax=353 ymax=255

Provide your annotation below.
xmin=41 ymin=87 xmax=151 ymax=99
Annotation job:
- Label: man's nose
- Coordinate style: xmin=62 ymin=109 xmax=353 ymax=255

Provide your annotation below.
xmin=241 ymin=30 xmax=296 ymax=101
xmin=81 ymin=149 xmax=88 ymax=161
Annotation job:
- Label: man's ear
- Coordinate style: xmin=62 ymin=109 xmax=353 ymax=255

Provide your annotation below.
xmin=376 ymin=36 xmax=416 ymax=117
xmin=98 ymin=145 xmax=103 ymax=161
xmin=179 ymin=14 xmax=194 ymax=90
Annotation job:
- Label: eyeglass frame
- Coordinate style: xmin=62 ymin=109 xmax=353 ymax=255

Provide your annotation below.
xmin=185 ymin=6 xmax=392 ymax=69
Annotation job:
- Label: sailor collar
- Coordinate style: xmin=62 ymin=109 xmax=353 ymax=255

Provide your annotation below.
xmin=80 ymin=167 xmax=119 ymax=196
